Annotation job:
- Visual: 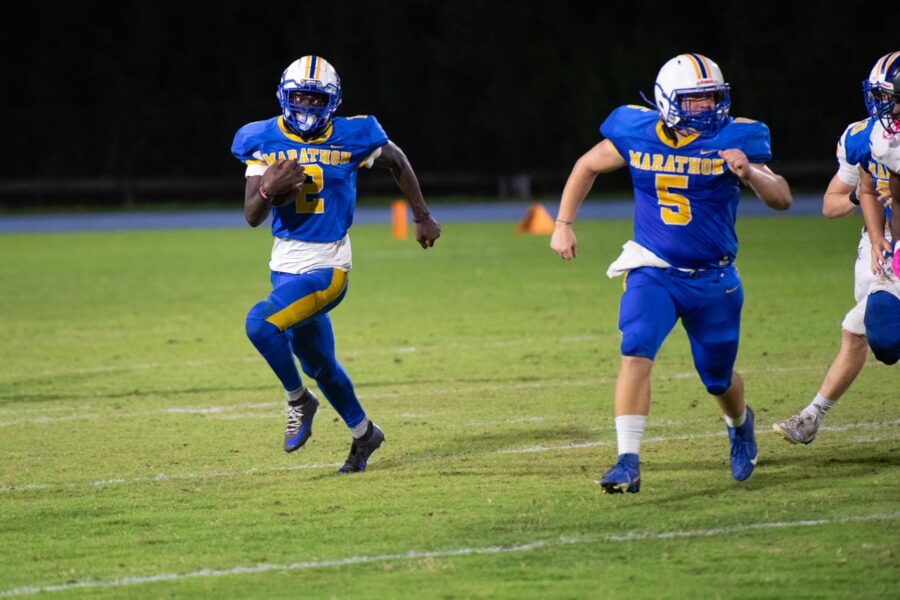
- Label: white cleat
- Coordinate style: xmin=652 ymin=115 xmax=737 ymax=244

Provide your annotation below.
xmin=772 ymin=412 xmax=819 ymax=445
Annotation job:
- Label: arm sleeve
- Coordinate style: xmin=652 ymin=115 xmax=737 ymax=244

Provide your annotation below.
xmin=232 ymin=124 xmax=270 ymax=178
xmin=357 ymin=116 xmax=390 ymax=169
xmin=741 ymin=122 xmax=772 ymax=164
xmin=835 ymin=129 xmax=860 ymax=187
xmin=365 ymin=116 xmax=390 ymax=151
xmin=599 ymin=106 xmax=641 ymax=160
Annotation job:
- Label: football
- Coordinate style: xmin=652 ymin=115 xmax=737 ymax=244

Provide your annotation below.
xmin=262 ymin=159 xmax=301 ymax=207
xmin=270 ymin=190 xmax=296 ymax=207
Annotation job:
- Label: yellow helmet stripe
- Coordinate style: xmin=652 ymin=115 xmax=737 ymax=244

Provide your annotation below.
xmin=313 ymin=55 xmax=322 ymax=79
xmin=880 ymin=51 xmax=900 ymax=75
xmin=682 ymin=54 xmax=703 ymax=79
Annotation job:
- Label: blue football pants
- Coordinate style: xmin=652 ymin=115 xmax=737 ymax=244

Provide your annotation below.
xmin=618 ymin=266 xmax=744 ymax=396
xmin=244 ymin=268 xmax=366 ymax=428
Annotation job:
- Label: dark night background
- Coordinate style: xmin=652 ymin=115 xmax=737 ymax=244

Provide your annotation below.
xmin=0 ymin=1 xmax=888 ymax=206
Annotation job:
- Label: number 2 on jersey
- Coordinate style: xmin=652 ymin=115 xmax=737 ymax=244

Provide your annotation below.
xmin=294 ymin=164 xmax=324 ymax=214
xmin=656 ymin=174 xmax=692 ymax=225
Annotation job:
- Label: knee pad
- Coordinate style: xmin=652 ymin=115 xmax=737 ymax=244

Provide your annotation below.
xmin=245 ymin=301 xmax=281 ymax=347
xmin=865 ymin=292 xmax=900 ymax=365
xmin=705 ymin=380 xmax=730 ymax=396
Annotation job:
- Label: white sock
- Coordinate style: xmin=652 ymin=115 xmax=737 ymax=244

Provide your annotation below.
xmin=351 ymin=417 xmax=371 ymax=439
xmin=805 ymin=393 xmax=834 ymax=421
xmin=285 ymin=386 xmax=306 ymax=403
xmin=615 ymin=415 xmax=646 ymax=455
xmin=723 ymin=407 xmax=747 ymax=429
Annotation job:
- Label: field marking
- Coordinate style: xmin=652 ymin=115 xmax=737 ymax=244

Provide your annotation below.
xmin=7 ymin=328 xmax=870 ymax=385
xmin=0 ymin=462 xmax=342 ymax=493
xmin=0 ymin=335 xmax=606 ymax=383
xmin=1 ymin=512 xmax=896 ymax=598
xmin=0 ymin=359 xmax=837 ymax=420
xmin=3 ymin=419 xmax=897 ymax=495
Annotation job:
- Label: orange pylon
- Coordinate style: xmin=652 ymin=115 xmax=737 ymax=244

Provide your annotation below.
xmin=516 ymin=203 xmax=556 ymax=234
xmin=391 ymin=199 xmax=408 ymax=239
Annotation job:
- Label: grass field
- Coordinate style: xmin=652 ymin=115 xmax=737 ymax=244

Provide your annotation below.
xmin=0 ymin=214 xmax=897 ymax=598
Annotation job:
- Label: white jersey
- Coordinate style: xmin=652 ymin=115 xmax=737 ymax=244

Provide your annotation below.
xmin=269 ymin=235 xmax=352 ymax=274
xmin=869 ymin=120 xmax=900 ymax=172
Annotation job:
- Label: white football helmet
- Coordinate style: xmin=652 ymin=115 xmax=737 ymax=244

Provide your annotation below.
xmin=276 ymin=56 xmax=342 ymax=134
xmin=648 ymin=53 xmax=731 ymax=134
xmin=863 ymin=51 xmax=900 ymax=133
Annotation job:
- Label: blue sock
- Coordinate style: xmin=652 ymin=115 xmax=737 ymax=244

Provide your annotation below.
xmin=301 ymin=357 xmax=365 ymax=428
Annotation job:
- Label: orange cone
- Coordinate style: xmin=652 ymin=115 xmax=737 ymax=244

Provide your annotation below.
xmin=516 ymin=203 xmax=556 ymax=234
xmin=391 ymin=199 xmax=408 ymax=240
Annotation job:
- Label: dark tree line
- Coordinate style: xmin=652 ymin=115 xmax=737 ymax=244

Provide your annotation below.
xmin=0 ymin=1 xmax=884 ymax=196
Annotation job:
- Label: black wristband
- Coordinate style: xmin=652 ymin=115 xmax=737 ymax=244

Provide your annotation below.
xmin=413 ymin=212 xmax=430 ymax=223
xmin=848 ymin=189 xmax=859 ymax=206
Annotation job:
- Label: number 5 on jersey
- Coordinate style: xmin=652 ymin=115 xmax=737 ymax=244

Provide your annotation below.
xmin=294 ymin=164 xmax=324 ymax=214
xmin=656 ymin=174 xmax=692 ymax=225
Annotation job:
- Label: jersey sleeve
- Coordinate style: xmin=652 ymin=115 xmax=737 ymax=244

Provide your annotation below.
xmin=355 ymin=115 xmax=390 ymax=169
xmin=231 ymin=121 xmax=270 ymax=176
xmin=738 ymin=121 xmax=772 ymax=164
xmin=599 ymin=105 xmax=654 ymax=156
xmin=843 ymin=119 xmax=874 ymax=167
xmin=835 ymin=125 xmax=861 ymax=186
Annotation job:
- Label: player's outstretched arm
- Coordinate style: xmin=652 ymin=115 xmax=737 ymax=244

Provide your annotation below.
xmin=821 ymin=174 xmax=858 ymax=219
xmin=374 ymin=141 xmax=441 ymax=249
xmin=551 ymin=140 xmax=626 ymax=260
xmin=718 ymin=149 xmax=792 ymax=210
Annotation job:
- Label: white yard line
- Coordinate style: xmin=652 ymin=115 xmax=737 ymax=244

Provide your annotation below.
xmin=0 ymin=512 xmax=896 ymax=598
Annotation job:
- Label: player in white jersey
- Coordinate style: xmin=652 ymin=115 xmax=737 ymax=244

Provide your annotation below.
xmin=773 ymin=53 xmax=897 ymax=444
xmin=865 ymin=54 xmax=900 ymax=364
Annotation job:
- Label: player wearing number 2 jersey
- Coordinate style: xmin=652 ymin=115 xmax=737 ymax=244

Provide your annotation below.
xmin=551 ymin=54 xmax=792 ymax=493
xmin=231 ymin=56 xmax=441 ymax=473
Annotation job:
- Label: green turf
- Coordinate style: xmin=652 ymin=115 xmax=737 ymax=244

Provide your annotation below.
xmin=0 ymin=216 xmax=897 ymax=598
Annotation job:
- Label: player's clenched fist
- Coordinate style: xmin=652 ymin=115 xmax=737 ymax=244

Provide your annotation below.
xmin=261 ymin=159 xmax=307 ymax=200
xmin=718 ymin=149 xmax=751 ymax=180
xmin=550 ymin=223 xmax=577 ymax=260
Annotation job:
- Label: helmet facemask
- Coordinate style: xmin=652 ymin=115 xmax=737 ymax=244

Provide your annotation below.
xmin=656 ymin=84 xmax=731 ymax=135
xmin=863 ymin=53 xmax=900 ymax=134
xmin=276 ymin=56 xmax=342 ymax=135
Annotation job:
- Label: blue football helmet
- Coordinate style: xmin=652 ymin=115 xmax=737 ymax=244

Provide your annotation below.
xmin=863 ymin=52 xmax=900 ymax=134
xmin=645 ymin=53 xmax=731 ymax=135
xmin=276 ymin=56 xmax=342 ymax=135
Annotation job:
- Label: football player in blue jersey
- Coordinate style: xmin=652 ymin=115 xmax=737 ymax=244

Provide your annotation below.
xmin=231 ymin=56 xmax=441 ymax=473
xmin=774 ymin=52 xmax=898 ymax=443
xmin=551 ymin=54 xmax=792 ymax=493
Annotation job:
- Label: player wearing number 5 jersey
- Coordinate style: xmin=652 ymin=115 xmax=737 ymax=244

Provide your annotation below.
xmin=231 ymin=56 xmax=441 ymax=473
xmin=551 ymin=54 xmax=792 ymax=493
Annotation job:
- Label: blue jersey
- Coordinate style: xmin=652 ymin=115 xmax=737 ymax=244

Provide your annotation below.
xmin=232 ymin=115 xmax=389 ymax=242
xmin=840 ymin=117 xmax=892 ymax=221
xmin=600 ymin=105 xmax=772 ymax=269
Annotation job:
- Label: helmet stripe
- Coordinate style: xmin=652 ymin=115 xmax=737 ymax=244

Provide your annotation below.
xmin=688 ymin=53 xmax=709 ymax=79
xmin=682 ymin=54 xmax=703 ymax=79
xmin=882 ymin=51 xmax=900 ymax=75
xmin=308 ymin=55 xmax=318 ymax=79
